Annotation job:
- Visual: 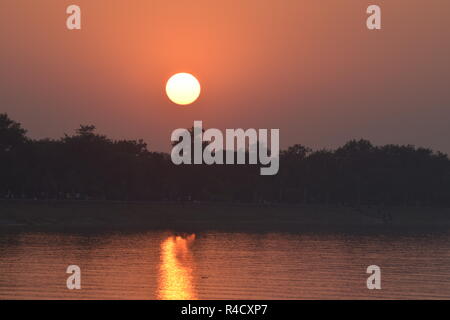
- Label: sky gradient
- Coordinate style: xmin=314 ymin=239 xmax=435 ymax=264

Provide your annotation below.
xmin=1 ymin=0 xmax=449 ymax=152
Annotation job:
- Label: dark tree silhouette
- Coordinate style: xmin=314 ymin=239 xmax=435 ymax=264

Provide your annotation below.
xmin=0 ymin=114 xmax=449 ymax=207
xmin=0 ymin=113 xmax=28 ymax=152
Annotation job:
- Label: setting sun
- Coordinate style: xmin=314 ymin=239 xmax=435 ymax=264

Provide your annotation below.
xmin=166 ymin=73 xmax=201 ymax=105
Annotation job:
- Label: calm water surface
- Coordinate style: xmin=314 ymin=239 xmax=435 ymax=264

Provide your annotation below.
xmin=0 ymin=231 xmax=449 ymax=299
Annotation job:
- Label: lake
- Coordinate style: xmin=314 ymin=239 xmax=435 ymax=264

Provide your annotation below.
xmin=0 ymin=231 xmax=449 ymax=299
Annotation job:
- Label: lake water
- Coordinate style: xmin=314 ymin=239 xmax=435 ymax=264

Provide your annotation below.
xmin=0 ymin=231 xmax=449 ymax=299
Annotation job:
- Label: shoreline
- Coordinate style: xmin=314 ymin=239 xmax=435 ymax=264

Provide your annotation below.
xmin=0 ymin=200 xmax=449 ymax=234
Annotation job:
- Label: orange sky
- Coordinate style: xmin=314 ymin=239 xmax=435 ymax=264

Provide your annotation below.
xmin=0 ymin=0 xmax=449 ymax=152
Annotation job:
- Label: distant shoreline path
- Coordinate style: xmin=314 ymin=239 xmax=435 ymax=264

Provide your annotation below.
xmin=0 ymin=201 xmax=449 ymax=233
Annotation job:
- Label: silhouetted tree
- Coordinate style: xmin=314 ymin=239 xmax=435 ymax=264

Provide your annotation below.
xmin=1 ymin=114 xmax=449 ymax=207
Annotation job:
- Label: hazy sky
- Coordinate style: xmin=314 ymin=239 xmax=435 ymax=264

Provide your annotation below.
xmin=1 ymin=0 xmax=449 ymax=153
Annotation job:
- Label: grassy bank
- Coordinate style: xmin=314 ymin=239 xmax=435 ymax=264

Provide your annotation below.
xmin=0 ymin=200 xmax=449 ymax=233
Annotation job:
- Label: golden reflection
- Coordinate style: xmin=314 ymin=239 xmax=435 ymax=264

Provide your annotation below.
xmin=157 ymin=234 xmax=197 ymax=300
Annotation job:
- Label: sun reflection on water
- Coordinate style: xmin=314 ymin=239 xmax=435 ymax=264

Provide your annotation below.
xmin=157 ymin=234 xmax=197 ymax=300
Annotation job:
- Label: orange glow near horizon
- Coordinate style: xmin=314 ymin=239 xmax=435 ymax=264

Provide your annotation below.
xmin=157 ymin=234 xmax=197 ymax=300
xmin=1 ymin=1 xmax=450 ymax=153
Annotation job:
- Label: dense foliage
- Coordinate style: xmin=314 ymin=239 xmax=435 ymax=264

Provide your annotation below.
xmin=1 ymin=113 xmax=449 ymax=206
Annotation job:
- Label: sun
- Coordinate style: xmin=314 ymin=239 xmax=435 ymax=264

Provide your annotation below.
xmin=165 ymin=73 xmax=201 ymax=105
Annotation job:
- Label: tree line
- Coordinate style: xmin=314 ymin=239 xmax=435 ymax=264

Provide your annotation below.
xmin=1 ymin=113 xmax=449 ymax=206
